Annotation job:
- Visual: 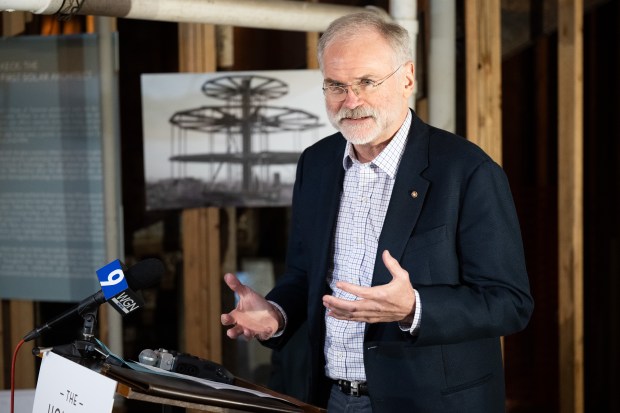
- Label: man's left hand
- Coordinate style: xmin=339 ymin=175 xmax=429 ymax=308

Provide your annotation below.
xmin=322 ymin=249 xmax=416 ymax=324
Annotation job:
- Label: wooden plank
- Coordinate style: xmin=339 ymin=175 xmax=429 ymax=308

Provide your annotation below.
xmin=0 ymin=301 xmax=5 ymax=389
xmin=465 ymin=0 xmax=503 ymax=164
xmin=179 ymin=23 xmax=217 ymax=73
xmin=178 ymin=16 xmax=221 ymax=372
xmin=178 ymin=26 xmax=221 ymax=413
xmin=8 ymin=301 xmax=36 ymax=388
xmin=220 ymin=208 xmax=237 ymax=275
xmin=558 ymin=0 xmax=584 ymax=412
xmin=306 ymin=31 xmax=319 ymax=70
xmin=182 ymin=208 xmax=222 ymax=363
xmin=1 ymin=11 xmax=26 ymax=37
xmin=465 ymin=0 xmax=504 ymax=360
xmin=305 ymin=0 xmax=320 ymax=70
xmin=118 ymin=385 xmax=228 ymax=412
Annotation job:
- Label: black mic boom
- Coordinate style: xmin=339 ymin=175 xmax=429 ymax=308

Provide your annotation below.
xmin=23 ymin=258 xmax=164 ymax=342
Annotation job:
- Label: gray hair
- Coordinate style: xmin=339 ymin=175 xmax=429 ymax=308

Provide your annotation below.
xmin=317 ymin=11 xmax=413 ymax=70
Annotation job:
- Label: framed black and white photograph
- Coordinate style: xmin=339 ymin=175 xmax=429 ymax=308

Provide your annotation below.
xmin=141 ymin=70 xmax=336 ymax=209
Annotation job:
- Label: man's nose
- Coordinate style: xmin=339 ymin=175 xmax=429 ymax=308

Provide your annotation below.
xmin=342 ymin=85 xmax=363 ymax=107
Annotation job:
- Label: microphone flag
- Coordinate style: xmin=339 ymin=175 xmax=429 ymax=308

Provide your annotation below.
xmin=96 ymin=259 xmax=144 ymax=315
xmin=96 ymin=259 xmax=129 ymax=299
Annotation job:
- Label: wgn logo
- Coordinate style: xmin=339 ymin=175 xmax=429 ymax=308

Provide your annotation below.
xmin=110 ymin=291 xmax=140 ymax=314
xmin=96 ymin=260 xmax=143 ymax=315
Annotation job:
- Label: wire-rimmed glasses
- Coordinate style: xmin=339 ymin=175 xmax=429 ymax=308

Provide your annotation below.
xmin=322 ymin=63 xmax=404 ymax=102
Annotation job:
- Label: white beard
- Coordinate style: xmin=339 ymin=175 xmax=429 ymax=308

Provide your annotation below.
xmin=328 ymin=106 xmax=382 ymax=145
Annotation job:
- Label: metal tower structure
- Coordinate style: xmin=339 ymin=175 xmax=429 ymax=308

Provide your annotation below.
xmin=168 ymin=74 xmax=323 ymax=202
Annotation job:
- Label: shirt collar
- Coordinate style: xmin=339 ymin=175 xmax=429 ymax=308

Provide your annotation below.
xmin=342 ymin=110 xmax=412 ymax=179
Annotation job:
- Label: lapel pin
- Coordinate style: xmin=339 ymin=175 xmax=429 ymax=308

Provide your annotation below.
xmin=410 ymin=190 xmax=418 ymax=199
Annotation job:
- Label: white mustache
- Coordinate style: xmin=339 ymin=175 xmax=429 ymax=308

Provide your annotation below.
xmin=336 ymin=107 xmax=377 ymax=122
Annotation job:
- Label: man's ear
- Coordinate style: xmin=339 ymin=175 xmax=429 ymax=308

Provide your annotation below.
xmin=403 ymin=61 xmax=416 ymax=98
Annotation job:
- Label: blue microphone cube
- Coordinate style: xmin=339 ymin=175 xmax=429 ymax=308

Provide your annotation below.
xmin=96 ymin=259 xmax=129 ymax=300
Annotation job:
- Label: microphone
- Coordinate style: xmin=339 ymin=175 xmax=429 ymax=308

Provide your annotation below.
xmin=96 ymin=259 xmax=146 ymax=316
xmin=138 ymin=347 xmax=235 ymax=384
xmin=23 ymin=258 xmax=164 ymax=342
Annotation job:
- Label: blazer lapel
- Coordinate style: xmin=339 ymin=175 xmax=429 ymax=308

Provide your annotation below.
xmin=372 ymin=113 xmax=431 ymax=286
xmin=313 ymin=139 xmax=346 ymax=284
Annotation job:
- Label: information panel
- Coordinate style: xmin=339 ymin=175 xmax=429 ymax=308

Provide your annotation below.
xmin=0 ymin=34 xmax=108 ymax=301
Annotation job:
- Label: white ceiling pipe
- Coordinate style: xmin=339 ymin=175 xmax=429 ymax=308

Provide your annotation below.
xmin=0 ymin=0 xmax=384 ymax=32
xmin=0 ymin=0 xmax=62 ymax=13
xmin=428 ymin=0 xmax=456 ymax=133
xmin=389 ymin=0 xmax=418 ymax=109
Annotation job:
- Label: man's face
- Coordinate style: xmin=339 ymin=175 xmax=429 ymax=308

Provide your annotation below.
xmin=321 ymin=30 xmax=414 ymax=147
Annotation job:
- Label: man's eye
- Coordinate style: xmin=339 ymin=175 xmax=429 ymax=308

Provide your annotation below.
xmin=328 ymin=85 xmax=345 ymax=93
xmin=359 ymin=79 xmax=376 ymax=87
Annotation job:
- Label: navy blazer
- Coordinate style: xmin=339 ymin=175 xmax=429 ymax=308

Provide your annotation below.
xmin=265 ymin=111 xmax=534 ymax=412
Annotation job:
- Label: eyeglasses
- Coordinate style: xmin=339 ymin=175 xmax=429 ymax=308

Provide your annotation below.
xmin=322 ymin=64 xmax=404 ymax=102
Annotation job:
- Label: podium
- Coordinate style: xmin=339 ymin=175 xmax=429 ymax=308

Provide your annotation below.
xmin=100 ymin=363 xmax=325 ymax=413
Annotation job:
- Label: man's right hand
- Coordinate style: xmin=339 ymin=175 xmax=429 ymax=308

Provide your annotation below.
xmin=220 ymin=273 xmax=282 ymax=341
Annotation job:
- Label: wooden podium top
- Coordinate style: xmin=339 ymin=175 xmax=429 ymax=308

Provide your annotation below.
xmin=101 ymin=363 xmax=325 ymax=413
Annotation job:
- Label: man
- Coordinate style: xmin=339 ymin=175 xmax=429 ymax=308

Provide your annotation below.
xmin=221 ymin=11 xmax=533 ymax=413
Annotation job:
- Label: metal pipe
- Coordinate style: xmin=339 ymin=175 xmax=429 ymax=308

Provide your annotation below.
xmin=428 ymin=0 xmax=456 ymax=132
xmin=96 ymin=16 xmax=125 ymax=355
xmin=0 ymin=0 xmax=381 ymax=32
xmin=0 ymin=0 xmax=62 ymax=13
xmin=390 ymin=0 xmax=418 ymax=109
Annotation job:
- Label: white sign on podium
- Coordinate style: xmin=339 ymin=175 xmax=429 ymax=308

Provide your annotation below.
xmin=32 ymin=352 xmax=116 ymax=413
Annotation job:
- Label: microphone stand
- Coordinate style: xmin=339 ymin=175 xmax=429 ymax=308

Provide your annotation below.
xmin=34 ymin=304 xmax=120 ymax=371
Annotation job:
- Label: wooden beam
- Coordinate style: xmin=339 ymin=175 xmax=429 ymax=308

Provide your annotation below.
xmin=8 ymin=301 xmax=36 ymax=388
xmin=558 ymin=0 xmax=584 ymax=412
xmin=305 ymin=0 xmax=320 ymax=70
xmin=181 ymin=208 xmax=222 ymax=363
xmin=307 ymin=31 xmax=319 ymax=70
xmin=0 ymin=301 xmax=5 ymax=389
xmin=1 ymin=300 xmax=36 ymax=388
xmin=178 ymin=23 xmax=217 ymax=73
xmin=1 ymin=11 xmax=27 ymax=36
xmin=465 ymin=0 xmax=503 ymax=164
xmin=465 ymin=0 xmax=504 ymax=363
xmin=177 ymin=20 xmax=221 ymax=372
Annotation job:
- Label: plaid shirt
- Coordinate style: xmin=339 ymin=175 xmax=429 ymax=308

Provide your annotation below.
xmin=325 ymin=111 xmax=420 ymax=382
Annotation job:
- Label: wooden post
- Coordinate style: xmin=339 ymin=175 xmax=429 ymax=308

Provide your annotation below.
xmin=0 ymin=302 xmax=36 ymax=389
xmin=465 ymin=0 xmax=503 ymax=164
xmin=181 ymin=208 xmax=222 ymax=363
xmin=306 ymin=0 xmax=320 ymax=70
xmin=558 ymin=0 xmax=584 ymax=412
xmin=178 ymin=23 xmax=217 ymax=73
xmin=465 ymin=0 xmax=504 ymax=361
xmin=0 ymin=301 xmax=5 ymax=389
xmin=307 ymin=31 xmax=319 ymax=70
xmin=178 ymin=21 xmax=222 ymax=370
xmin=1 ymin=11 xmax=28 ymax=36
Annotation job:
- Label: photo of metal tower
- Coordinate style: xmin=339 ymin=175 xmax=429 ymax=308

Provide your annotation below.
xmin=144 ymin=73 xmax=326 ymax=209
